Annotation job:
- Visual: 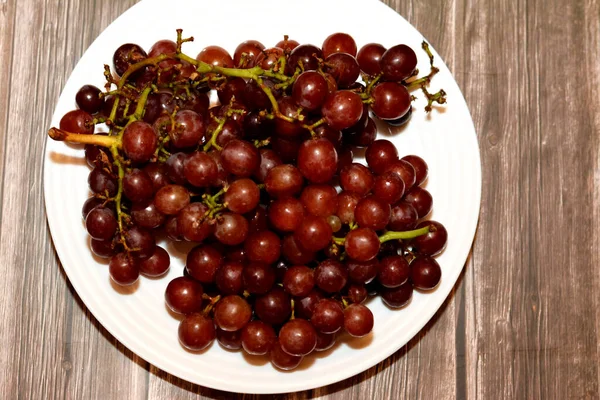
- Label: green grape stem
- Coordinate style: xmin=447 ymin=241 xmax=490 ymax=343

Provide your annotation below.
xmin=332 ymin=226 xmax=430 ymax=247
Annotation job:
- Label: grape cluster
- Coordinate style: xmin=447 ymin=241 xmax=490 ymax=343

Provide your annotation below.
xmin=50 ymin=30 xmax=448 ymax=371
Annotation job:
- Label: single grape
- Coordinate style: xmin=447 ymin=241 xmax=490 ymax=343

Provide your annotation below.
xmin=294 ymin=215 xmax=333 ymax=252
xmin=124 ymin=226 xmax=156 ymax=260
xmin=215 ymin=260 xmax=245 ymax=295
xmin=346 ymin=117 xmax=376 ymax=148
xmin=410 ymin=256 xmax=442 ymax=290
xmin=254 ymin=287 xmax=292 ymax=325
xmin=215 ymin=212 xmax=249 ymax=246
xmin=196 ymin=45 xmax=233 ymax=67
xmin=247 ymin=205 xmax=269 ymax=234
xmin=255 ymin=47 xmax=284 ymax=70
xmin=268 ymin=197 xmax=304 ymax=232
xmin=315 ymin=331 xmax=336 ymax=352
xmin=339 ymin=163 xmax=374 ymax=196
xmin=244 ymin=230 xmax=281 ymax=265
xmin=311 ymin=299 xmax=344 ymax=334
xmin=343 ymin=304 xmax=374 ymax=337
xmin=224 ymin=178 xmax=260 ymax=214
xmin=170 ymin=110 xmax=206 ymax=149
xmin=295 ymin=289 xmax=325 ymax=320
xmin=347 ymin=284 xmax=368 ymax=304
xmin=233 ymin=40 xmax=265 ymax=67
xmin=76 ymin=85 xmax=104 ymax=114
xmin=186 ymin=245 xmax=223 ymax=284
xmin=388 ymin=202 xmax=418 ymax=231
xmin=378 ymin=255 xmax=410 ymax=288
xmin=336 ymin=190 xmax=361 ymax=224
xmin=216 ymin=328 xmax=243 ymax=350
xmin=243 ymin=262 xmax=276 ymax=295
xmin=123 ymin=169 xmax=154 ymax=203
xmin=372 ymin=172 xmax=405 ymax=205
xmin=178 ymin=313 xmax=215 ymax=351
xmin=88 ymin=167 xmax=117 ymax=196
xmin=322 ymin=32 xmax=357 ymax=57
xmin=122 ymin=121 xmax=158 ymax=163
xmin=139 ymin=246 xmax=170 ymax=277
xmin=90 ymin=237 xmax=118 ymax=259
xmin=183 ymin=151 xmax=218 ymax=187
xmin=82 ymin=197 xmax=104 ymax=219
xmin=283 ymin=265 xmax=315 ymax=297
xmin=275 ymin=37 xmax=300 ymax=51
xmin=370 ymin=82 xmax=411 ymax=120
xmin=381 ymin=283 xmax=413 ymax=308
xmin=131 ymin=201 xmax=165 ymax=229
xmin=109 ymin=252 xmax=139 ymax=286
xmin=214 ymin=295 xmax=252 ymax=331
xmin=241 ymin=320 xmax=276 ymax=355
xmin=144 ymin=90 xmax=175 ymax=124
xmin=274 ymin=96 xmax=307 ymax=139
xmin=297 ymin=138 xmax=338 ymax=184
xmin=287 ymin=44 xmax=322 ymax=73
xmin=324 ymin=52 xmax=360 ymax=88
xmin=292 ymin=71 xmax=328 ymax=111
xmin=357 ymin=43 xmax=386 ymax=76
xmin=60 ymin=109 xmax=94 ymax=135
xmin=300 ymin=184 xmax=339 ymax=217
xmin=279 ymin=319 xmax=317 ymax=356
xmin=315 ymin=259 xmax=348 ymax=293
xmin=365 ymin=139 xmax=399 ymax=175
xmin=265 ymin=164 xmax=304 ymax=199
xmin=270 ymin=339 xmax=303 ymax=371
xmin=380 ymin=44 xmax=417 ymax=81
xmin=154 ymin=184 xmax=190 ymax=215
xmin=411 ymin=220 xmax=447 ymax=256
xmin=344 ymin=228 xmax=380 ymax=262
xmin=165 ymin=276 xmax=204 ymax=314
xmin=220 ymin=139 xmax=260 ymax=178
xmin=321 ymin=90 xmax=364 ymax=130
xmin=403 ymin=187 xmax=433 ymax=219
xmin=346 ymin=258 xmax=379 ymax=284
xmin=177 ymin=202 xmax=214 ymax=242
xmin=354 ymin=195 xmax=391 ymax=231
xmin=85 ymin=207 xmax=117 ymax=240
xmin=142 ymin=162 xmax=169 ymax=192
xmin=113 ymin=43 xmax=147 ymax=77
xmin=164 ymin=152 xmax=188 ymax=185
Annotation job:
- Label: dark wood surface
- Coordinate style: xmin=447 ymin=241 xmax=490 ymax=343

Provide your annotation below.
xmin=1 ymin=0 xmax=599 ymax=398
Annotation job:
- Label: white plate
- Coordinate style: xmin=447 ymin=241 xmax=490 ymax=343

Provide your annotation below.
xmin=44 ymin=0 xmax=481 ymax=394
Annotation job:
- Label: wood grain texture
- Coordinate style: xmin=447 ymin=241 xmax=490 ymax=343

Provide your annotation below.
xmin=0 ymin=0 xmax=599 ymax=398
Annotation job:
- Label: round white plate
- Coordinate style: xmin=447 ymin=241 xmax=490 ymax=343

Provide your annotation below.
xmin=44 ymin=0 xmax=481 ymax=394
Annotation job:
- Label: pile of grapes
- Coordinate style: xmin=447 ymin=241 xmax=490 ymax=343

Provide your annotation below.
xmin=49 ymin=30 xmax=448 ymax=371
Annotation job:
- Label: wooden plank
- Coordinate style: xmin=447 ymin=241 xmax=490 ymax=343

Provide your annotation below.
xmin=462 ymin=0 xmax=600 ymax=398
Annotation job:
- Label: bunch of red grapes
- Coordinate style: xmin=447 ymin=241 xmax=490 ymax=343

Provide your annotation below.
xmin=50 ymin=30 xmax=448 ymax=371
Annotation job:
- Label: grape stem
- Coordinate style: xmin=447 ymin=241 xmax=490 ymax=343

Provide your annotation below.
xmin=332 ymin=226 xmax=430 ymax=247
xmin=47 ymin=128 xmax=119 ymax=147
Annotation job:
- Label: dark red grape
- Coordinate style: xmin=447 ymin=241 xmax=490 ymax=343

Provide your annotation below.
xmin=244 ymin=230 xmax=281 ymax=264
xmin=297 ymin=138 xmax=338 ymax=184
xmin=292 ymin=71 xmax=328 ymax=111
xmin=268 ymin=197 xmax=304 ymax=232
xmin=373 ymin=172 xmax=405 ymax=204
xmin=322 ymin=33 xmax=357 ymax=57
xmin=283 ymin=265 xmax=315 ymax=297
xmin=60 ymin=109 xmax=94 ymax=134
xmin=122 ymin=121 xmax=158 ymax=163
xmin=225 ymin=178 xmax=260 ymax=214
xmin=85 ymin=207 xmax=117 ymax=240
xmin=365 ymin=139 xmax=399 ymax=174
xmin=215 ymin=260 xmax=244 ymax=295
xmin=294 ymin=215 xmax=333 ymax=252
xmin=124 ymin=226 xmax=155 ymax=260
xmin=315 ymin=331 xmax=336 ymax=351
xmin=380 ymin=44 xmax=417 ymax=81
xmin=401 ymin=155 xmax=428 ymax=186
xmin=177 ymin=202 xmax=214 ymax=242
xmin=178 ymin=313 xmax=215 ymax=351
xmin=279 ymin=319 xmax=317 ymax=356
xmin=241 ymin=320 xmax=276 ymax=355
xmin=347 ymin=284 xmax=368 ymax=304
xmin=165 ymin=276 xmax=204 ymax=314
xmin=410 ymin=256 xmax=441 ymax=290
xmin=381 ymin=283 xmax=413 ymax=308
xmin=354 ymin=196 xmax=391 ymax=231
xmin=265 ymin=164 xmax=304 ymax=198
xmin=295 ymin=289 xmax=325 ymax=320
xmin=196 ymin=45 xmax=233 ymax=67
xmin=403 ymin=187 xmax=433 ymax=219
xmin=214 ymin=295 xmax=252 ymax=331
xmin=109 ymin=252 xmax=139 ymax=286
xmin=255 ymin=287 xmax=291 ymax=325
xmin=411 ymin=220 xmax=447 ymax=256
xmin=287 ymin=44 xmax=322 ymax=72
xmin=183 ymin=151 xmax=217 ymax=187
xmin=371 ymin=82 xmax=411 ymax=120
xmin=311 ymin=299 xmax=344 ymax=333
xmin=123 ymin=169 xmax=154 ymax=203
xmin=336 ymin=190 xmax=361 ymax=224
xmin=315 ymin=259 xmax=348 ymax=293
xmin=321 ymin=90 xmax=363 ymax=130
xmin=324 ymin=52 xmax=360 ymax=88
xmin=386 ymin=159 xmax=416 ymax=190
xmin=270 ymin=340 xmax=303 ymax=371
xmin=186 ymin=244 xmax=223 ymax=284
xmin=345 ymin=228 xmax=380 ymax=262
xmin=234 ymin=40 xmax=265 ymax=67
xmin=216 ymin=328 xmax=242 ymax=350
xmin=88 ymin=167 xmax=117 ymax=196
xmin=346 ymin=258 xmax=379 ymax=284
xmin=339 ymin=163 xmax=374 ymax=196
xmin=282 ymin=235 xmax=316 ymax=265
xmin=113 ymin=43 xmax=147 ymax=77
xmin=300 ymin=184 xmax=338 ymax=218
xmin=90 ymin=237 xmax=118 ymax=259
xmin=388 ymin=202 xmax=418 ymax=231
xmin=243 ymin=262 xmax=276 ymax=295
xmin=378 ymin=255 xmax=410 ymax=288
xmin=139 ymin=246 xmax=170 ymax=277
xmin=343 ymin=304 xmax=374 ymax=337
xmin=357 ymin=43 xmax=386 ymax=76
xmin=215 ymin=212 xmax=249 ymax=246
xmin=76 ymin=85 xmax=104 ymax=114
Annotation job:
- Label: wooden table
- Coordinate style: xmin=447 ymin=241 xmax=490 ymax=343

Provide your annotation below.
xmin=1 ymin=0 xmax=599 ymax=398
